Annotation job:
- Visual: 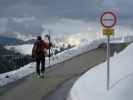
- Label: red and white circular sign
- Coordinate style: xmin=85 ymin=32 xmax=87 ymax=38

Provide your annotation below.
xmin=100 ymin=11 xmax=117 ymax=28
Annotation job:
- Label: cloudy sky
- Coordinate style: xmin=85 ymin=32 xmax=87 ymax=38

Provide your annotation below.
xmin=0 ymin=0 xmax=132 ymax=40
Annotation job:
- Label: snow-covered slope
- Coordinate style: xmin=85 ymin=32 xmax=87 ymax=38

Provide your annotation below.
xmin=68 ymin=43 xmax=133 ymax=100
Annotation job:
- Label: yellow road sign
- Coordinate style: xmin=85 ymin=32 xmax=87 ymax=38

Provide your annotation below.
xmin=103 ymin=28 xmax=114 ymax=36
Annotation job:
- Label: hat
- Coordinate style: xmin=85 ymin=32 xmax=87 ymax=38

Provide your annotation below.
xmin=37 ymin=36 xmax=42 ymax=40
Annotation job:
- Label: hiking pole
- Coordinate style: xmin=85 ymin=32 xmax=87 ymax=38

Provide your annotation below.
xmin=48 ymin=31 xmax=51 ymax=66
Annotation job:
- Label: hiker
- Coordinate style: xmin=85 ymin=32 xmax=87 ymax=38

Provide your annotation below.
xmin=32 ymin=36 xmax=49 ymax=78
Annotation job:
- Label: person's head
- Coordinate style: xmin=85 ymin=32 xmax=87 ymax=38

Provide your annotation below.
xmin=37 ymin=36 xmax=42 ymax=40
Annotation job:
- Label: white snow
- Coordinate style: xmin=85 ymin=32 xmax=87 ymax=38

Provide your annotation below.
xmin=0 ymin=35 xmax=133 ymax=88
xmin=68 ymin=41 xmax=133 ymax=100
xmin=0 ymin=63 xmax=35 ymax=86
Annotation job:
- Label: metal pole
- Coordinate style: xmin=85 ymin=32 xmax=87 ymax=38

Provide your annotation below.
xmin=48 ymin=31 xmax=51 ymax=65
xmin=107 ymin=35 xmax=110 ymax=90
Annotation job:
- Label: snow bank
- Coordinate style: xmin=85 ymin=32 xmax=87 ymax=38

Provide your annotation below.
xmin=0 ymin=63 xmax=35 ymax=87
xmin=68 ymin=43 xmax=133 ymax=100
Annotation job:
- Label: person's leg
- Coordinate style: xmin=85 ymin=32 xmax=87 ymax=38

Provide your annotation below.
xmin=36 ymin=58 xmax=41 ymax=76
xmin=41 ymin=57 xmax=45 ymax=74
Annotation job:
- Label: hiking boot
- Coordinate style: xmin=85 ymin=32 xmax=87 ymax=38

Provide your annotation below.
xmin=40 ymin=73 xmax=44 ymax=78
xmin=35 ymin=73 xmax=41 ymax=78
xmin=37 ymin=75 xmax=41 ymax=78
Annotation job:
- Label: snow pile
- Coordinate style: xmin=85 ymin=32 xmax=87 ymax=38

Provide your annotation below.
xmin=68 ymin=43 xmax=133 ymax=100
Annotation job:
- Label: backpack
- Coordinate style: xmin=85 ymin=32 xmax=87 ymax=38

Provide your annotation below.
xmin=32 ymin=40 xmax=47 ymax=58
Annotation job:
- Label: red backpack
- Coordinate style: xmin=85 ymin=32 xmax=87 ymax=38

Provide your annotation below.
xmin=32 ymin=40 xmax=48 ymax=57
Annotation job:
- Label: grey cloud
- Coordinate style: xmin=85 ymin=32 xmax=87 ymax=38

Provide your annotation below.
xmin=0 ymin=0 xmax=132 ymax=20
xmin=0 ymin=0 xmax=103 ymax=20
xmin=0 ymin=18 xmax=44 ymax=35
xmin=0 ymin=0 xmax=132 ymax=38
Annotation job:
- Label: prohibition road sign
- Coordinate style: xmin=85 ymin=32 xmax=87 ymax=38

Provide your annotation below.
xmin=100 ymin=11 xmax=117 ymax=28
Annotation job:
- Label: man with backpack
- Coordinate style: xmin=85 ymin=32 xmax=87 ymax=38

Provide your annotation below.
xmin=32 ymin=36 xmax=49 ymax=78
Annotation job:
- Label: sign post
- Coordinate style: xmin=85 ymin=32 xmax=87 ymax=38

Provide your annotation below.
xmin=107 ymin=35 xmax=110 ymax=90
xmin=100 ymin=11 xmax=117 ymax=90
